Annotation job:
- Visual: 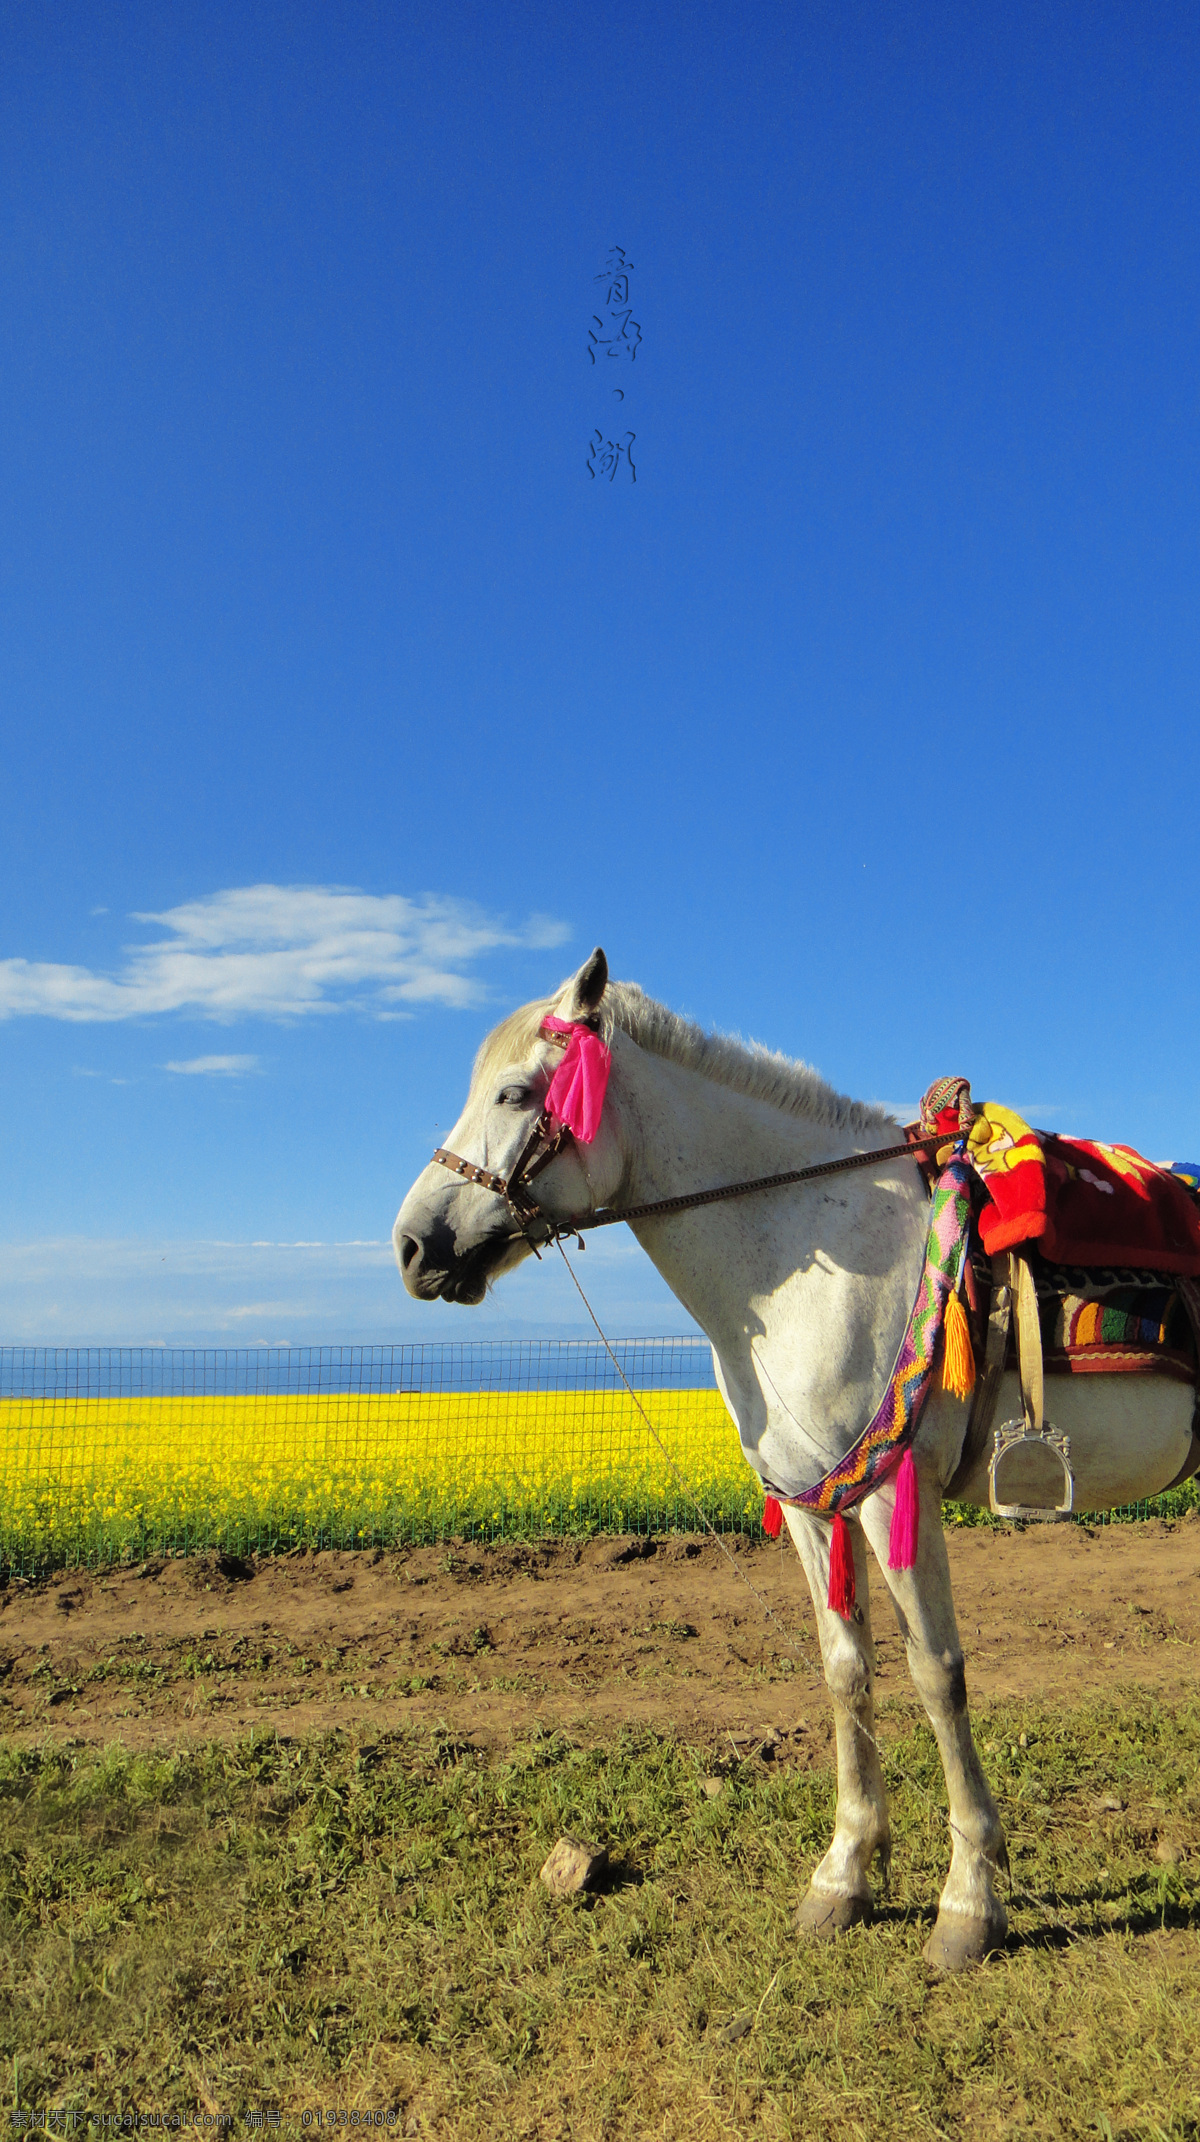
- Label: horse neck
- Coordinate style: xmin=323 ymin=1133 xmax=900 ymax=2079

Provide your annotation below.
xmin=607 ymin=1037 xmax=902 ymax=1326
xmin=610 ymin=1036 xmax=859 ymax=1203
xmin=606 ymin=1036 xmax=928 ymax=1482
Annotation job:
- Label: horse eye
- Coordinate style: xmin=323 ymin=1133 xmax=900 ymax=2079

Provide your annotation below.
xmin=497 ymin=1085 xmax=532 ymax=1108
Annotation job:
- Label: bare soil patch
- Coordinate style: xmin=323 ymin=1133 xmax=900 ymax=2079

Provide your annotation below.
xmin=2 ymin=1515 xmax=1198 ymax=1754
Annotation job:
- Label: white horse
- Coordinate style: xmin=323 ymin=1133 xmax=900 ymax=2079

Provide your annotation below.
xmin=393 ymin=950 xmax=1196 ymax=1970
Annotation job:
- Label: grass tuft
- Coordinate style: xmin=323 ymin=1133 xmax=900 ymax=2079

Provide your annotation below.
xmin=1 ymin=1698 xmax=1199 ymax=2134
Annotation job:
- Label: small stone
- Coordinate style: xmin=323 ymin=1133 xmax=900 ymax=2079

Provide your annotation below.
xmin=1154 ymin=1839 xmax=1182 ymax=1868
xmin=539 ymin=1836 xmax=608 ymax=1896
xmin=700 ymin=1777 xmax=724 ymax=1799
xmin=1018 ymin=1731 xmax=1028 ymax=1748
xmin=1098 ymin=1794 xmax=1125 ymax=1813
xmin=711 ymin=2011 xmax=754 ymax=2048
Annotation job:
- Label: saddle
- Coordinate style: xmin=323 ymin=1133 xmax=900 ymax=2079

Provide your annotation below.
xmin=909 ymin=1081 xmax=1200 ymax=1504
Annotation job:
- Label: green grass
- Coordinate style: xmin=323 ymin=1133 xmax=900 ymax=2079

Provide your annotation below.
xmin=944 ymin=1477 xmax=1200 ymax=1530
xmin=2 ymin=1700 xmax=1200 ymax=2138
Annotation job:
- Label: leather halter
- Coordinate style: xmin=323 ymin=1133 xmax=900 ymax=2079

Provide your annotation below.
xmin=431 ymin=1019 xmax=951 ymax=1244
xmin=431 ymin=1024 xmax=578 ymax=1233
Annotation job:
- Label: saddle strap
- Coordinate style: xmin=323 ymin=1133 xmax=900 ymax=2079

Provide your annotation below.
xmin=1178 ymin=1275 xmax=1200 ymax=1367
xmin=1164 ymin=1276 xmax=1200 ymax=1490
xmin=1013 ymin=1250 xmax=1045 ymax=1432
xmin=945 ymin=1254 xmax=1012 ymax=1499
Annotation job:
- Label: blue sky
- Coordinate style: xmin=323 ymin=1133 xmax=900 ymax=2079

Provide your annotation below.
xmin=2 ymin=0 xmax=1198 ymax=1343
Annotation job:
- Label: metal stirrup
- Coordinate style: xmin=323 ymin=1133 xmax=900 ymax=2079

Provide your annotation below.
xmin=989 ymin=1251 xmax=1074 ymax=1521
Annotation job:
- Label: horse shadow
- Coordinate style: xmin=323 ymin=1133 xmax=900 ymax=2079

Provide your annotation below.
xmin=866 ymin=1884 xmax=1200 ymax=1956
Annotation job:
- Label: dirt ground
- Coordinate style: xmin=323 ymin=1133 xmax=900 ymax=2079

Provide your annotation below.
xmin=2 ymin=1515 xmax=1198 ymax=1756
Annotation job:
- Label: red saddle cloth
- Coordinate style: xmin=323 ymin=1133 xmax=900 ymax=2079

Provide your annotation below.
xmin=966 ymin=1114 xmax=1200 ymax=1273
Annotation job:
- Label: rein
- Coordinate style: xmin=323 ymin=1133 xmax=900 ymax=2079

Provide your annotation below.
xmin=433 ymin=1053 xmax=945 ymax=1243
xmin=545 ymin=1136 xmax=941 ymax=1234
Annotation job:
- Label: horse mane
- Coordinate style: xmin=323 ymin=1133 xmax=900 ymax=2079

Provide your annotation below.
xmin=474 ymin=978 xmax=895 ymax=1135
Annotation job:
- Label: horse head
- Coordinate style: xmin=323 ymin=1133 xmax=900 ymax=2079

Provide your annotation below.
xmin=393 ymin=947 xmax=623 ymax=1303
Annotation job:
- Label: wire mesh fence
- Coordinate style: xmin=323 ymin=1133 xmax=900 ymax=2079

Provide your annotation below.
xmin=0 ymin=1342 xmax=1193 ymax=1576
xmin=0 ymin=1339 xmax=758 ymax=1574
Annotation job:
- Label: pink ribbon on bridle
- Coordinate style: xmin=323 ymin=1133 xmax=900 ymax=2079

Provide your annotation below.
xmin=541 ymin=1016 xmax=612 ymax=1144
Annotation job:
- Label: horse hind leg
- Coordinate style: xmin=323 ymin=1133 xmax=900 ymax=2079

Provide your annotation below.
xmin=860 ymin=1464 xmax=1008 ymax=1972
xmin=783 ymin=1508 xmax=891 ymax=1937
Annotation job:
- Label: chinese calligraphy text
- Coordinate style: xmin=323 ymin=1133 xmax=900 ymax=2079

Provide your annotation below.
xmin=587 ymin=246 xmax=639 ymax=482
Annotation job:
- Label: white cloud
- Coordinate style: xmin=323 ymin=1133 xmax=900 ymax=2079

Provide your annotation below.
xmin=165 ymin=1054 xmax=260 ymax=1076
xmin=0 ymin=885 xmax=570 ymax=1025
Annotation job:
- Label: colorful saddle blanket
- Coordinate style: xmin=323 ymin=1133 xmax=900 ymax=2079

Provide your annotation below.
xmin=983 ymin=1256 xmax=1200 ymax=1383
xmin=919 ymin=1086 xmax=1200 ymax=1276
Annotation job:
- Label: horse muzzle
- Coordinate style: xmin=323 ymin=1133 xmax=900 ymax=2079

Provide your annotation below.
xmin=393 ymin=1212 xmax=516 ymax=1304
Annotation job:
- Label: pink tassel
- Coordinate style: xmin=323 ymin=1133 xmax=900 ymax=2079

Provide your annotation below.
xmin=888 ymin=1447 xmax=919 ymax=1571
xmin=762 ymin=1495 xmax=783 ymax=1540
xmin=541 ymin=1016 xmax=612 ymax=1143
xmin=827 ymin=1511 xmax=856 ymax=1619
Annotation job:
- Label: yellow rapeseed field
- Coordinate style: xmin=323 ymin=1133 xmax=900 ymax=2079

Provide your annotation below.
xmin=0 ymin=1388 xmax=758 ymax=1567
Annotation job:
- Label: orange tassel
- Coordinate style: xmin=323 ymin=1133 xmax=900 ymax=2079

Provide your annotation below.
xmin=941 ymin=1286 xmax=976 ymax=1399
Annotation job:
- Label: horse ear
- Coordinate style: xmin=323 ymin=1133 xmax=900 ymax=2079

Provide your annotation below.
xmin=561 ymin=947 xmax=608 ymax=1019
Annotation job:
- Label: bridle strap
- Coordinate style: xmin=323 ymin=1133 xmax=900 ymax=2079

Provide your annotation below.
xmin=433 ymin=1112 xmax=573 ymax=1227
xmin=431 ymin=1124 xmax=956 ymax=1241
xmin=431 ymin=1015 xmax=957 ymax=1237
xmin=430 ymin=1022 xmax=578 ymax=1227
xmin=566 ymin=1135 xmax=948 ymax=1231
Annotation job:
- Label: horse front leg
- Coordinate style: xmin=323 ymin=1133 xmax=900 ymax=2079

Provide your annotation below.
xmin=783 ymin=1507 xmax=890 ymax=1937
xmin=860 ymin=1466 xmax=1008 ymax=1971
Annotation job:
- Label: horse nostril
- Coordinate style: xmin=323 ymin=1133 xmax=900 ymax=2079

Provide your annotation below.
xmin=398 ymin=1233 xmax=421 ymax=1274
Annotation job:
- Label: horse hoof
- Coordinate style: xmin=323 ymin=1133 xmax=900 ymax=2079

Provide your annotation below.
xmin=922 ymin=1908 xmax=1007 ymax=1974
xmin=795 ymin=1887 xmax=870 ymax=1940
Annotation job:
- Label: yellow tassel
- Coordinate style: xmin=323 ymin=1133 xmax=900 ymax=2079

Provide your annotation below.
xmin=941 ymin=1287 xmax=976 ymax=1399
